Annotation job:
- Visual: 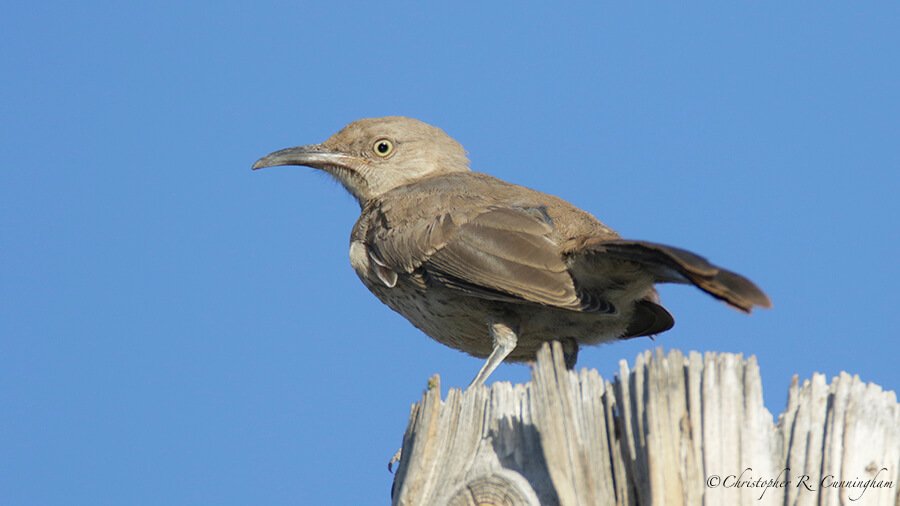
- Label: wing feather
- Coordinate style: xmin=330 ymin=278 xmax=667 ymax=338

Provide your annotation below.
xmin=369 ymin=206 xmax=612 ymax=312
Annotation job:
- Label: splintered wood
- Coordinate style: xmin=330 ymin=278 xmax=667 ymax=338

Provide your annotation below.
xmin=391 ymin=344 xmax=899 ymax=506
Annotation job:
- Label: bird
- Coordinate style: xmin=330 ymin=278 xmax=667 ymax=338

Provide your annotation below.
xmin=252 ymin=116 xmax=771 ymax=389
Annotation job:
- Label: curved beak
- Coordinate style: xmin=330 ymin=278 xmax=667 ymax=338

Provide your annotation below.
xmin=251 ymin=144 xmax=360 ymax=170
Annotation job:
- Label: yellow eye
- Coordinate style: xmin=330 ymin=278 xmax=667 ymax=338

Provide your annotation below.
xmin=373 ymin=138 xmax=394 ymax=157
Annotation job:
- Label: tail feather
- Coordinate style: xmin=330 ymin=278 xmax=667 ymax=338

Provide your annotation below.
xmin=625 ymin=299 xmax=675 ymax=337
xmin=592 ymin=239 xmax=772 ymax=313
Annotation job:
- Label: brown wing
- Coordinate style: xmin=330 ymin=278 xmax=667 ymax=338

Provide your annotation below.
xmin=368 ymin=206 xmax=615 ymax=313
xmin=582 ymin=239 xmax=772 ymax=312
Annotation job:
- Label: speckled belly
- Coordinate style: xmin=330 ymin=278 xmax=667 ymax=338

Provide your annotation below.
xmin=364 ymin=277 xmax=634 ymax=363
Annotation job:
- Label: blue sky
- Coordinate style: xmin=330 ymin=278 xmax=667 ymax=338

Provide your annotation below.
xmin=2 ymin=2 xmax=898 ymax=504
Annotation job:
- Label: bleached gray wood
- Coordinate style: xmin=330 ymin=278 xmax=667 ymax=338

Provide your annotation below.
xmin=391 ymin=344 xmax=900 ymax=505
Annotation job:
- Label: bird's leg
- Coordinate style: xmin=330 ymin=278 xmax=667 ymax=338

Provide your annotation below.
xmin=467 ymin=320 xmax=518 ymax=390
xmin=560 ymin=337 xmax=579 ymax=370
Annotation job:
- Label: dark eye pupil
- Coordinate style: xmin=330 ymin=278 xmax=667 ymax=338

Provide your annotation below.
xmin=377 ymin=142 xmax=389 ymax=153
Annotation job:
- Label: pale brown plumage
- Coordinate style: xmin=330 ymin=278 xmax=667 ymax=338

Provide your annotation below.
xmin=253 ymin=116 xmax=771 ymax=388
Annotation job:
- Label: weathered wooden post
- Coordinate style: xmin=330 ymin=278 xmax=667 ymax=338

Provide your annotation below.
xmin=391 ymin=343 xmax=899 ymax=505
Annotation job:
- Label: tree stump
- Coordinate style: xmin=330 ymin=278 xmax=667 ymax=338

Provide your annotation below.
xmin=390 ymin=343 xmax=899 ymax=505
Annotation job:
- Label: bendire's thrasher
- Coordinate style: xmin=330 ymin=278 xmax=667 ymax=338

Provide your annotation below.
xmin=253 ymin=117 xmax=771 ymax=388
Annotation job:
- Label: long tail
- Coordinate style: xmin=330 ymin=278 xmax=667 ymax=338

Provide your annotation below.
xmin=591 ymin=239 xmax=772 ymax=312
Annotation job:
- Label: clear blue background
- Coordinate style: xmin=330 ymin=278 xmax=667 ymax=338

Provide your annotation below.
xmin=2 ymin=2 xmax=898 ymax=504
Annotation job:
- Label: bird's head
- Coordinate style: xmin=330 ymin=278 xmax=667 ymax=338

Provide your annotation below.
xmin=252 ymin=116 xmax=470 ymax=204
